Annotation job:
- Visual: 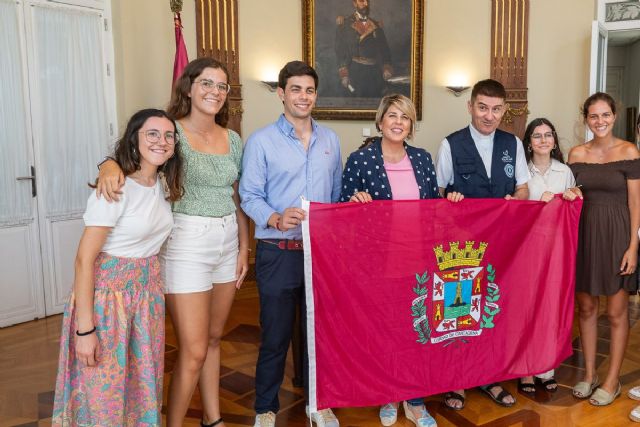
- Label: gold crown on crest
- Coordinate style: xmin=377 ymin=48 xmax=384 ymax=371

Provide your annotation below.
xmin=433 ymin=241 xmax=488 ymax=270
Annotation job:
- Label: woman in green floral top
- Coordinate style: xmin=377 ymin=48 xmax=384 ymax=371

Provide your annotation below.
xmin=97 ymin=58 xmax=249 ymax=427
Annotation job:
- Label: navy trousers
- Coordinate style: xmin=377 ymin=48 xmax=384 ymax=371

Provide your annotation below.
xmin=254 ymin=241 xmax=308 ymax=414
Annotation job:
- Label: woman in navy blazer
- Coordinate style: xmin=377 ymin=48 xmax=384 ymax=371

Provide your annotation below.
xmin=339 ymin=94 xmax=439 ymax=427
xmin=339 ymin=94 xmax=439 ymax=203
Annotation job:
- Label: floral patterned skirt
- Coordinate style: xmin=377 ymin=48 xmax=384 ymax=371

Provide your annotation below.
xmin=52 ymin=253 xmax=165 ymax=427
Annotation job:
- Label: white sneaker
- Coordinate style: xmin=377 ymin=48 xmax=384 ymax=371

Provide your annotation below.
xmin=629 ymin=385 xmax=640 ymax=401
xmin=306 ymin=406 xmax=340 ymax=427
xmin=379 ymin=403 xmax=398 ymax=426
xmin=254 ymin=411 xmax=276 ymax=427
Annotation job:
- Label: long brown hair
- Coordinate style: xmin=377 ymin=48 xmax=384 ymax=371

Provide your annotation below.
xmin=523 ymin=117 xmax=565 ymax=164
xmin=103 ymin=109 xmax=184 ymax=201
xmin=167 ymin=57 xmax=230 ymax=126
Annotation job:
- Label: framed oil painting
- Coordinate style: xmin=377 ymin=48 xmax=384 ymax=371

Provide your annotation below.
xmin=302 ymin=0 xmax=424 ymax=120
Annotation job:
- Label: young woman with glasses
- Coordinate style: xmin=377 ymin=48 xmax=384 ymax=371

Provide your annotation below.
xmin=52 ymin=109 xmax=183 ymax=425
xmin=97 ymin=58 xmax=249 ymax=427
xmin=518 ymin=118 xmax=578 ymax=395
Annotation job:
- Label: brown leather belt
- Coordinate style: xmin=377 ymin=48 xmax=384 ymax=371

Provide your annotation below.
xmin=260 ymin=239 xmax=304 ymax=251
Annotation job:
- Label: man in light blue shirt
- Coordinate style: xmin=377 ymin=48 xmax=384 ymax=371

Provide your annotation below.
xmin=240 ymin=61 xmax=342 ymax=427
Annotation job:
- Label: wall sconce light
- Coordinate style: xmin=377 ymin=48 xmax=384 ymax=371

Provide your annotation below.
xmin=446 ymin=86 xmax=470 ymax=97
xmin=261 ymin=81 xmax=278 ymax=92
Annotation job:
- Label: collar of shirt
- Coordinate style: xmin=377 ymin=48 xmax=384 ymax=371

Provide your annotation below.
xmin=529 ymin=158 xmax=564 ymax=175
xmin=469 ymin=123 xmax=495 ymax=143
xmin=355 ymin=11 xmax=368 ymax=21
xmin=276 ymin=114 xmax=318 ymax=146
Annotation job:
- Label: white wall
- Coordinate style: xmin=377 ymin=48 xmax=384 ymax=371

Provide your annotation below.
xmin=527 ymin=0 xmax=593 ymax=154
xmin=111 ymin=0 xmax=197 ymax=131
xmin=112 ymin=0 xmax=595 ymax=159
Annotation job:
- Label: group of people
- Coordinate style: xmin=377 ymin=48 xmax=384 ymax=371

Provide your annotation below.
xmin=49 ymin=55 xmax=640 ymax=427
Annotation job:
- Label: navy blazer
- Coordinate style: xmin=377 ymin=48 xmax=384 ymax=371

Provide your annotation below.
xmin=339 ymin=137 xmax=440 ymax=202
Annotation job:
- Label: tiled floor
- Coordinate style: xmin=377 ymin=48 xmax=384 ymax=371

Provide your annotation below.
xmin=1 ymin=286 xmax=639 ymax=426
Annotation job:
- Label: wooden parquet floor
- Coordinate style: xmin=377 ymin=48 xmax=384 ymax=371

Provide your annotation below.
xmin=1 ymin=285 xmax=639 ymax=427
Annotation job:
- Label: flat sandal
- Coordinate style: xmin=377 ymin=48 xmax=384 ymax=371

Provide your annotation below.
xmin=572 ymin=376 xmax=599 ymax=399
xmin=589 ymin=383 xmax=621 ymax=406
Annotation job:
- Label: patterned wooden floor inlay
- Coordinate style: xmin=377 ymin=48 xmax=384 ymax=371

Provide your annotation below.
xmin=1 ymin=289 xmax=638 ymax=426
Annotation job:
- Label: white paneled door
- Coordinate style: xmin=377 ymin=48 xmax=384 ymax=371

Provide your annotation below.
xmin=0 ymin=0 xmax=115 ymax=327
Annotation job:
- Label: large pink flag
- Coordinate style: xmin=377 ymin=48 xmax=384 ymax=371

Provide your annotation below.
xmin=302 ymin=197 xmax=582 ymax=411
xmin=172 ymin=12 xmax=189 ymax=84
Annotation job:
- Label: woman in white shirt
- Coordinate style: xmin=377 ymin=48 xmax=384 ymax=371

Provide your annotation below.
xmin=524 ymin=118 xmax=576 ymax=202
xmin=52 ymin=109 xmax=183 ymax=426
xmin=518 ymin=117 xmax=576 ymax=395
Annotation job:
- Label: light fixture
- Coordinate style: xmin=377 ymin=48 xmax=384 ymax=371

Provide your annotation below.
xmin=446 ymin=86 xmax=470 ymax=97
xmin=261 ymin=81 xmax=278 ymax=92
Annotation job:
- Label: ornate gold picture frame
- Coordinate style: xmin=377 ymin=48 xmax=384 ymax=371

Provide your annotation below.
xmin=302 ymin=0 xmax=424 ymax=120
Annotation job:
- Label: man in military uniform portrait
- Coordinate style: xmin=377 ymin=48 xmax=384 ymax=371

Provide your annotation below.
xmin=335 ymin=0 xmax=393 ymax=97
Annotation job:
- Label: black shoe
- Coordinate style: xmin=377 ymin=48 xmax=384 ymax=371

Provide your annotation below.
xmin=201 ymin=418 xmax=223 ymax=427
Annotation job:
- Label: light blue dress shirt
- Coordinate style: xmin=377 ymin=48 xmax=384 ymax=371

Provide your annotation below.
xmin=240 ymin=114 xmax=342 ymax=240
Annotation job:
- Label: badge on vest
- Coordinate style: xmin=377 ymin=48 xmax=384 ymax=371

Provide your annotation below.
xmin=504 ymin=163 xmax=514 ymax=178
xmin=501 ymin=150 xmax=512 ymax=163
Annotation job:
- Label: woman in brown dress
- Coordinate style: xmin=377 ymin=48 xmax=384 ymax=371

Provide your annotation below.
xmin=568 ymin=92 xmax=640 ymax=406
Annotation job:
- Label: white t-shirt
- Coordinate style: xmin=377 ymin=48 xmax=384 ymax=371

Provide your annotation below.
xmin=83 ymin=177 xmax=173 ymax=258
xmin=436 ymin=124 xmax=530 ymax=189
xmin=527 ymin=159 xmax=576 ymax=201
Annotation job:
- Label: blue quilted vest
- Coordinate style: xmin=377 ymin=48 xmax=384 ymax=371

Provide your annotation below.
xmin=445 ymin=127 xmax=517 ymax=198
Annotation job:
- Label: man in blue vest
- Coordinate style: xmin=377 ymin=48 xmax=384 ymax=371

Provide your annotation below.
xmin=435 ymin=79 xmax=529 ymax=409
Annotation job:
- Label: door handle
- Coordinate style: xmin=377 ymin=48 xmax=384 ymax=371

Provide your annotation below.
xmin=16 ymin=166 xmax=37 ymax=197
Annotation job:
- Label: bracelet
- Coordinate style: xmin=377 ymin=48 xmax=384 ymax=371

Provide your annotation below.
xmin=76 ymin=326 xmax=97 ymax=336
xmin=275 ymin=216 xmax=283 ymax=231
xmin=97 ymin=156 xmax=115 ymax=171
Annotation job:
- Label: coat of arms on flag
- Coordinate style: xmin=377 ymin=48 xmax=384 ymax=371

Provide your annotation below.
xmin=411 ymin=241 xmax=501 ymax=345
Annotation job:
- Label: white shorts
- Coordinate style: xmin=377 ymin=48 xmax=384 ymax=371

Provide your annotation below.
xmin=161 ymin=212 xmax=238 ymax=294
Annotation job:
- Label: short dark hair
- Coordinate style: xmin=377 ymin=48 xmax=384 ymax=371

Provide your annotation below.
xmin=582 ymin=92 xmax=616 ymax=119
xmin=167 ymin=57 xmax=230 ymax=127
xmin=278 ymin=61 xmax=319 ymax=90
xmin=471 ymin=79 xmax=507 ymax=102
xmin=110 ymin=109 xmax=184 ymax=202
xmin=523 ymin=117 xmax=565 ymax=164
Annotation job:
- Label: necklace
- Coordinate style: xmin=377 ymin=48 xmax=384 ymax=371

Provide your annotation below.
xmin=183 ymin=120 xmax=216 ymax=144
xmin=532 ymin=161 xmax=551 ymax=175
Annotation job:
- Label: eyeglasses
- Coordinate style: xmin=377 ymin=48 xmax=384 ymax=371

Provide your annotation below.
xmin=139 ymin=129 xmax=178 ymax=145
xmin=531 ymin=132 xmax=555 ymax=141
xmin=194 ymin=79 xmax=231 ymax=94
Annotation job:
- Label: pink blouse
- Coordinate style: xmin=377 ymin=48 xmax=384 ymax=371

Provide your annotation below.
xmin=384 ymin=154 xmax=420 ymax=200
